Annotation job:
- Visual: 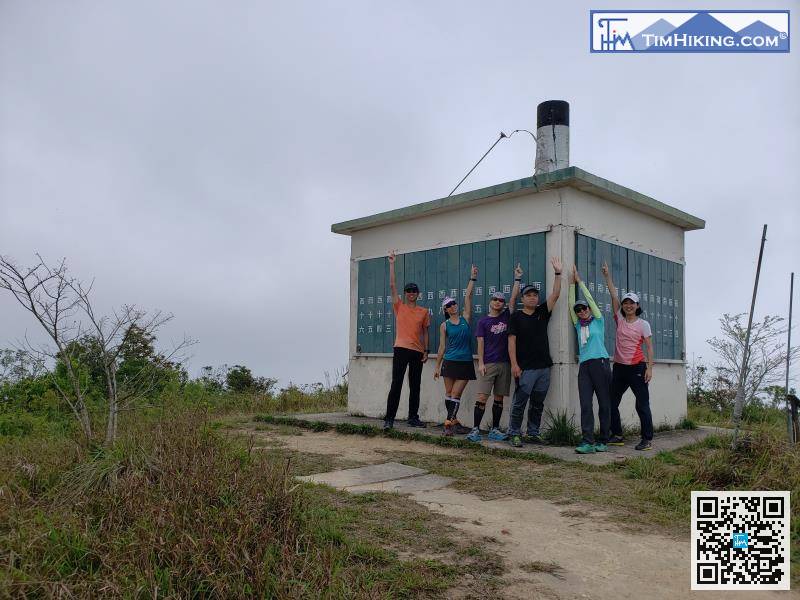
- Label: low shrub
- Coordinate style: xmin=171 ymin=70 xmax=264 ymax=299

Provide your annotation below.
xmin=0 ymin=410 xmax=448 ymax=597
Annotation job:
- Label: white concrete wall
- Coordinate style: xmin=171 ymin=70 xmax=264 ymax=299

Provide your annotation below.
xmin=348 ymin=357 xmax=687 ymax=432
xmin=345 ymin=185 xmax=689 ymax=432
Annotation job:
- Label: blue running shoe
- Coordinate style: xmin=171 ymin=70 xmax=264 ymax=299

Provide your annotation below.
xmin=466 ymin=427 xmax=482 ymax=442
xmin=487 ymin=428 xmax=508 ymax=441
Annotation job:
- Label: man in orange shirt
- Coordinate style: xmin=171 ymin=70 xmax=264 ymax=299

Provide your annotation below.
xmin=384 ymin=251 xmax=430 ymax=430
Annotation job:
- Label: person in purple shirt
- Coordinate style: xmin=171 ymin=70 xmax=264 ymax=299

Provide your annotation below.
xmin=467 ymin=264 xmax=522 ymax=442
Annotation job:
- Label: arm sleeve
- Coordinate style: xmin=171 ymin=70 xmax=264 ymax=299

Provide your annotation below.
xmin=579 ymin=282 xmax=602 ymax=319
xmin=568 ymin=284 xmax=577 ymax=325
xmin=641 ymin=319 xmax=652 ymax=338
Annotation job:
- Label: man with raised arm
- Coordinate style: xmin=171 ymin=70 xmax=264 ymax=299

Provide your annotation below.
xmin=507 ymin=257 xmax=563 ymax=448
xmin=383 ymin=251 xmax=430 ymax=430
xmin=468 ymin=263 xmax=522 ymax=442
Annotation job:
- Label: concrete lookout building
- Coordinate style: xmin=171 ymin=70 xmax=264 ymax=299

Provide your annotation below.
xmin=332 ymin=101 xmax=705 ymax=431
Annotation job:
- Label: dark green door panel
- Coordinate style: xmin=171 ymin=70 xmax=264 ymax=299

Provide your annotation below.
xmin=575 ymin=233 xmax=684 ymax=361
xmin=355 ymin=232 xmax=547 ymax=354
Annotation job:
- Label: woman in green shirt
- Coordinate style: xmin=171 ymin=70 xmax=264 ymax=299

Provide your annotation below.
xmin=568 ymin=265 xmax=612 ymax=454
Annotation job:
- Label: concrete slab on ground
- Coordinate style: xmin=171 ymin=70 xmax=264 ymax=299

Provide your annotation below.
xmin=295 ymin=461 xmax=426 ymax=487
xmin=346 ymin=474 xmax=455 ymax=494
xmin=290 ymin=412 xmax=729 ymax=466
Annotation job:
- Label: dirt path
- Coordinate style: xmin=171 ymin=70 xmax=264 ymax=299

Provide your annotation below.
xmin=242 ymin=426 xmax=797 ymax=599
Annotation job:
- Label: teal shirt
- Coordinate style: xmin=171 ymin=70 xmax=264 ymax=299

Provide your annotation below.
xmin=573 ymin=317 xmax=609 ymax=362
xmin=444 ymin=317 xmax=473 ymax=361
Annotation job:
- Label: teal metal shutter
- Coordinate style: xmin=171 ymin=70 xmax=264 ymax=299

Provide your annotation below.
xmin=355 ymin=232 xmax=547 ymax=355
xmin=575 ymin=233 xmax=684 ymax=361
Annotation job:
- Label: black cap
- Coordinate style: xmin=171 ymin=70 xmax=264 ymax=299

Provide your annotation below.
xmin=404 ymin=283 xmax=419 ymax=293
xmin=537 ymin=100 xmax=569 ymax=128
xmin=521 ymin=284 xmax=540 ymax=296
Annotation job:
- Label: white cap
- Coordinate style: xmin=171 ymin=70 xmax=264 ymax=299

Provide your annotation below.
xmin=441 ymin=296 xmax=456 ymax=309
xmin=622 ymin=292 xmax=640 ymax=304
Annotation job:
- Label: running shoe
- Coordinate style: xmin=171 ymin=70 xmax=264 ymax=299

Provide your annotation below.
xmin=466 ymin=427 xmax=482 ymax=442
xmin=607 ymin=435 xmax=625 ymax=446
xmin=383 ymin=420 xmax=394 ymax=431
xmin=452 ymin=419 xmax=472 ymax=435
xmin=635 ymin=439 xmax=652 ymax=451
xmin=522 ymin=433 xmax=544 ymax=445
xmin=593 ymin=443 xmax=608 ymax=452
xmin=407 ymin=417 xmax=427 ymax=428
xmin=443 ymin=419 xmax=455 ymax=437
xmin=509 ymin=434 xmax=523 ymax=448
xmin=487 ymin=428 xmax=508 ymax=441
xmin=575 ymin=442 xmax=596 ymax=454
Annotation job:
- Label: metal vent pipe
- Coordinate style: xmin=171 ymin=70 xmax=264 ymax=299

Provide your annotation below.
xmin=534 ymin=100 xmax=570 ymax=175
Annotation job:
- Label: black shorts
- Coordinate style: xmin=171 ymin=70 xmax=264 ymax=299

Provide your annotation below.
xmin=441 ymin=359 xmax=476 ymax=380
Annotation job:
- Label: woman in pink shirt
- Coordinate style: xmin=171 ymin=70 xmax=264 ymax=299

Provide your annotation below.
xmin=602 ymin=262 xmax=654 ymax=451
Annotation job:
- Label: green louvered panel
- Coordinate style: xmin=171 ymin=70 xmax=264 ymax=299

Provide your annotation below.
xmin=575 ymin=234 xmax=684 ymax=360
xmin=382 ymin=258 xmax=393 ymax=352
xmin=355 ymin=232 xmax=547 ymax=354
xmin=372 ymin=255 xmax=385 ymax=352
xmin=424 ymin=248 xmax=439 ymax=354
xmin=470 ymin=241 xmax=486 ymax=353
xmin=527 ymin=233 xmax=547 ymax=300
xmin=484 ymin=238 xmax=500 ymax=308
xmin=674 ymin=263 xmax=684 ymax=358
xmin=356 ymin=258 xmax=376 ymax=353
xmin=434 ymin=247 xmax=449 ymax=352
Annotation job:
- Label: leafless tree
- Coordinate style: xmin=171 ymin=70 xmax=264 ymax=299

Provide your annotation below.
xmin=707 ymin=312 xmax=799 ymax=407
xmin=0 ymin=255 xmax=93 ymax=439
xmin=72 ymin=280 xmax=193 ymax=444
xmin=1 ymin=254 xmax=193 ymax=445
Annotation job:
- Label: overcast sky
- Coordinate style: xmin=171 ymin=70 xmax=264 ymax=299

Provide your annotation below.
xmin=1 ymin=1 xmax=798 ymax=387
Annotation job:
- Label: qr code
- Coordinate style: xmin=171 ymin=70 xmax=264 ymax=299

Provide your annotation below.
xmin=691 ymin=491 xmax=790 ymax=590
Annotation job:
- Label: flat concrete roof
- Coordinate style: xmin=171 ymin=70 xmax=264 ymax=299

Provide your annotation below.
xmin=331 ymin=166 xmax=706 ymax=235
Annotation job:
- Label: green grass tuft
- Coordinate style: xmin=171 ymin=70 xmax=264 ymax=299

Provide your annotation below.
xmin=542 ymin=409 xmax=581 ymax=446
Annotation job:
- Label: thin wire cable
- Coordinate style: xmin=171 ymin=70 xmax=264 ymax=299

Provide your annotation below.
xmin=447 ymin=129 xmax=538 ymax=197
xmin=448 ymin=132 xmax=507 ymax=197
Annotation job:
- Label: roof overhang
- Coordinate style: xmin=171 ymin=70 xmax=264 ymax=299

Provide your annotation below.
xmin=331 ymin=166 xmax=705 ymax=235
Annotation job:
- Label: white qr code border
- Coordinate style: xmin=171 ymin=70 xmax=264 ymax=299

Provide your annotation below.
xmin=691 ymin=490 xmax=790 ymax=590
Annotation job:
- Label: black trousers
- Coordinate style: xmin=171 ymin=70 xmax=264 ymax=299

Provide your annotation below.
xmin=385 ymin=346 xmax=424 ymax=422
xmin=578 ymin=358 xmax=611 ymax=444
xmin=610 ymin=362 xmax=653 ymax=441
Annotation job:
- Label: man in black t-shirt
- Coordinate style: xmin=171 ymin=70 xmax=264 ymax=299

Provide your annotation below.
xmin=507 ymin=257 xmax=563 ymax=447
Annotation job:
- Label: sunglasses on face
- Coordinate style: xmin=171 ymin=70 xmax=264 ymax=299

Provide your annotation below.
xmin=576 ymin=306 xmax=590 ymax=312
xmin=491 ymin=298 xmax=505 ymax=303
xmin=444 ymin=301 xmax=457 ymax=309
xmin=405 ymin=290 xmax=419 ymax=294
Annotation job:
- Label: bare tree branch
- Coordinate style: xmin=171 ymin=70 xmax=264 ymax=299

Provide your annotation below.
xmin=707 ymin=312 xmax=800 ymax=407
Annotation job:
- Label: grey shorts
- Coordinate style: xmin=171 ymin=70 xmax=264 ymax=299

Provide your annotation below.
xmin=475 ymin=362 xmax=512 ymax=397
